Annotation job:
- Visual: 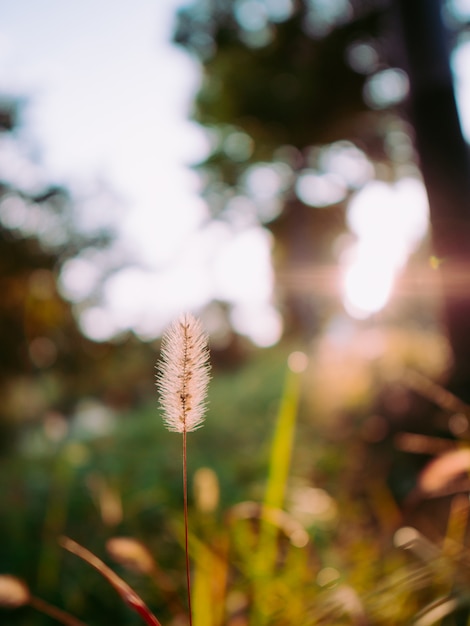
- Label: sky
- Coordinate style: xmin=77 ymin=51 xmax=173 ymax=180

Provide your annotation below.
xmin=1 ymin=1 xmax=470 ymax=345
xmin=0 ymin=0 xmax=280 ymax=345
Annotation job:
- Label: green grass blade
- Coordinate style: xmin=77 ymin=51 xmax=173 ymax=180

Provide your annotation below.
xmin=251 ymin=364 xmax=302 ymax=625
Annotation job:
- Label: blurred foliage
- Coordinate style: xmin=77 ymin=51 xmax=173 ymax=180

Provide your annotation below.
xmin=173 ymin=0 xmax=470 ymax=338
xmin=176 ymin=0 xmax=387 ymax=152
xmin=173 ymin=0 xmax=405 ymax=333
xmin=3 ymin=2 xmax=470 ymax=625
xmin=3 ymin=334 xmax=470 ymax=625
xmin=0 ymin=96 xmax=151 ymax=450
xmin=0 ymin=344 xmax=286 ymax=625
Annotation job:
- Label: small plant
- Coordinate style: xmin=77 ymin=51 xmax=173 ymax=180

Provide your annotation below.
xmin=4 ymin=314 xmax=470 ymax=625
xmin=155 ymin=312 xmax=211 ymax=625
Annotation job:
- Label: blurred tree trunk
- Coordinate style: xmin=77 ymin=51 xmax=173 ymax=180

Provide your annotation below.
xmin=396 ymin=3 xmax=470 ymax=621
xmin=395 ymin=0 xmax=470 ymax=402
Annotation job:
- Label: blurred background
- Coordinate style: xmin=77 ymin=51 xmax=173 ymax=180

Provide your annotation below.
xmin=2 ymin=0 xmax=470 ymax=624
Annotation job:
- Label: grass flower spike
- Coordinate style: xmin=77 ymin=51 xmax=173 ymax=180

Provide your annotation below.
xmin=156 ymin=312 xmax=210 ymax=626
xmin=157 ymin=312 xmax=210 ymax=433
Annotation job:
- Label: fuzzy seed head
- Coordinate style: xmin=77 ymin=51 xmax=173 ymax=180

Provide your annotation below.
xmin=156 ymin=313 xmax=210 ymax=433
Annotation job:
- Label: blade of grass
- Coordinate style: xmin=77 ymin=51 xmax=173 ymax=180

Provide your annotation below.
xmin=192 ymin=534 xmax=230 ymax=626
xmin=29 ymin=596 xmax=88 ymax=626
xmin=60 ymin=537 xmax=162 ymax=626
xmin=171 ymin=518 xmax=232 ymax=625
xmin=192 ymin=540 xmax=213 ymax=626
xmin=251 ymin=363 xmax=302 ymax=625
xmin=262 ymin=366 xmax=301 ymax=513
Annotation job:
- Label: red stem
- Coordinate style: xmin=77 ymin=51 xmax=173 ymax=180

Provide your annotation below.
xmin=183 ymin=430 xmax=193 ymax=626
xmin=59 ymin=537 xmax=162 ymax=626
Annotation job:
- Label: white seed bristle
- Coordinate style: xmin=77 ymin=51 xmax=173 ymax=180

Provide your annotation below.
xmin=156 ymin=313 xmax=210 ymax=433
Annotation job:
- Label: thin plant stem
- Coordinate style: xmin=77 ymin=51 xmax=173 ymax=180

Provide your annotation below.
xmin=183 ymin=429 xmax=193 ymax=626
xmin=30 ymin=596 xmax=87 ymax=626
xmin=156 ymin=313 xmax=210 ymax=626
xmin=60 ymin=537 xmax=162 ymax=626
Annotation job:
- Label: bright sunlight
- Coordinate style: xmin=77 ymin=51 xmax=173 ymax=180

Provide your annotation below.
xmin=341 ymin=177 xmax=429 ymax=318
